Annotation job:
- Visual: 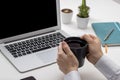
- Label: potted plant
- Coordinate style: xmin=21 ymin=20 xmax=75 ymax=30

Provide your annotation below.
xmin=77 ymin=0 xmax=90 ymax=29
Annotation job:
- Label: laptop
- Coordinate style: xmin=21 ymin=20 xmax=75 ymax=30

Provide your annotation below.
xmin=0 ymin=0 xmax=69 ymax=73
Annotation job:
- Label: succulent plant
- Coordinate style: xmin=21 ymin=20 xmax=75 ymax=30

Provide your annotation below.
xmin=77 ymin=0 xmax=90 ymax=18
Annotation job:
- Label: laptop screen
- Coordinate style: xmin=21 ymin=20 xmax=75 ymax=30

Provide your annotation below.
xmin=0 ymin=0 xmax=57 ymax=39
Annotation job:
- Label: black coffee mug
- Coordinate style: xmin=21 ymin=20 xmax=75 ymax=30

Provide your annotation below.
xmin=64 ymin=37 xmax=88 ymax=67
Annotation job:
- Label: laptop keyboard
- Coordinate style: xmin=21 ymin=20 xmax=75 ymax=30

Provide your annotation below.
xmin=5 ymin=32 xmax=66 ymax=58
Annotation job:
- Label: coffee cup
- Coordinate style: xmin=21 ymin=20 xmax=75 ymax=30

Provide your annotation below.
xmin=64 ymin=37 xmax=88 ymax=67
xmin=61 ymin=8 xmax=73 ymax=24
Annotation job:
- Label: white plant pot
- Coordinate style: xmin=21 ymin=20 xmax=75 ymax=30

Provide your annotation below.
xmin=77 ymin=16 xmax=89 ymax=29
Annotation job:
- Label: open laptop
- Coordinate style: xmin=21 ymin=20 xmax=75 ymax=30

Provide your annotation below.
xmin=0 ymin=0 xmax=69 ymax=73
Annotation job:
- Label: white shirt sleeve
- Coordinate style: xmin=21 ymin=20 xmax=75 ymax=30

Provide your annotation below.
xmin=95 ymin=55 xmax=120 ymax=80
xmin=64 ymin=71 xmax=81 ymax=80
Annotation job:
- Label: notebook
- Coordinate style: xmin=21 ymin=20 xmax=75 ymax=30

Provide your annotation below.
xmin=92 ymin=22 xmax=120 ymax=47
xmin=0 ymin=0 xmax=69 ymax=73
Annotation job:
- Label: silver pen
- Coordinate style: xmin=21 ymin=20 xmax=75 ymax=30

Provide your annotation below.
xmin=104 ymin=28 xmax=114 ymax=41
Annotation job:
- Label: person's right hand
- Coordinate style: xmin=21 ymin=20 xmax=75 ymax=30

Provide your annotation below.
xmin=81 ymin=34 xmax=103 ymax=65
xmin=57 ymin=41 xmax=79 ymax=74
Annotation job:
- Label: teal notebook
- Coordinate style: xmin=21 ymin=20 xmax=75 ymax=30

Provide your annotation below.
xmin=92 ymin=22 xmax=120 ymax=47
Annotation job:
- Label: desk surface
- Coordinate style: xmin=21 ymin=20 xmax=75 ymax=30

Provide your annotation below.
xmin=0 ymin=0 xmax=120 ymax=80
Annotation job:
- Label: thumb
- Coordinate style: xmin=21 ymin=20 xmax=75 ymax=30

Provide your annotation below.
xmin=62 ymin=41 xmax=74 ymax=56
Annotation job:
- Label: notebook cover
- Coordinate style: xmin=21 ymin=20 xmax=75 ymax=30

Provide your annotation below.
xmin=92 ymin=22 xmax=120 ymax=47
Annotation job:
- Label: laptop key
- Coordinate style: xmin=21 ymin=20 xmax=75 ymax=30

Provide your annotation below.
xmin=22 ymin=52 xmax=27 ymax=55
xmin=13 ymin=54 xmax=18 ymax=58
xmin=31 ymin=46 xmax=51 ymax=53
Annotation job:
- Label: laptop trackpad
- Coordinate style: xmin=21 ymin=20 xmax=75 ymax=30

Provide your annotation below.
xmin=36 ymin=48 xmax=57 ymax=63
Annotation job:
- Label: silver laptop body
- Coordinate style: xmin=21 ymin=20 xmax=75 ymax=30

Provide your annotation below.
xmin=0 ymin=0 xmax=69 ymax=73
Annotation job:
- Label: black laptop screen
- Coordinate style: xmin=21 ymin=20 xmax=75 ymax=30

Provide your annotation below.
xmin=0 ymin=0 xmax=57 ymax=39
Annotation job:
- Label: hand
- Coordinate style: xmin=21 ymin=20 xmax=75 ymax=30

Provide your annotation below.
xmin=81 ymin=34 xmax=103 ymax=64
xmin=57 ymin=41 xmax=79 ymax=74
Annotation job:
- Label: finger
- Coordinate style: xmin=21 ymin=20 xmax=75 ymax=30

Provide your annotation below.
xmin=57 ymin=59 xmax=63 ymax=66
xmin=82 ymin=34 xmax=93 ymax=43
xmin=57 ymin=42 xmax=64 ymax=59
xmin=62 ymin=41 xmax=73 ymax=56
xmin=57 ymin=58 xmax=63 ymax=63
xmin=58 ymin=42 xmax=64 ymax=53
xmin=57 ymin=51 xmax=67 ymax=59
xmin=89 ymin=34 xmax=96 ymax=39
xmin=57 ymin=44 xmax=67 ymax=61
xmin=80 ymin=35 xmax=84 ymax=39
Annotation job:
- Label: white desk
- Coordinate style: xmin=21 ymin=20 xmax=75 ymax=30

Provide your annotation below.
xmin=0 ymin=0 xmax=120 ymax=80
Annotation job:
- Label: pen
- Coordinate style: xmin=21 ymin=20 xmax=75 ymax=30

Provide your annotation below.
xmin=104 ymin=28 xmax=114 ymax=41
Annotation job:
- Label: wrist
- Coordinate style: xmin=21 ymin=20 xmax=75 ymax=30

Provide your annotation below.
xmin=65 ymin=68 xmax=78 ymax=74
xmin=64 ymin=70 xmax=80 ymax=80
xmin=92 ymin=52 xmax=103 ymax=65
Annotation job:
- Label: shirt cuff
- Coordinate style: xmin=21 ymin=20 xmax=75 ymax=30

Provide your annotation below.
xmin=95 ymin=55 xmax=120 ymax=79
xmin=64 ymin=70 xmax=81 ymax=80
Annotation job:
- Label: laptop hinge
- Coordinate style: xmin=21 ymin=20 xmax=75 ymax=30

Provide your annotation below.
xmin=4 ymin=30 xmax=57 ymax=44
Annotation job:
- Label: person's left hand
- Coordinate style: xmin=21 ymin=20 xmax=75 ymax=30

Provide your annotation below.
xmin=57 ymin=41 xmax=79 ymax=74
